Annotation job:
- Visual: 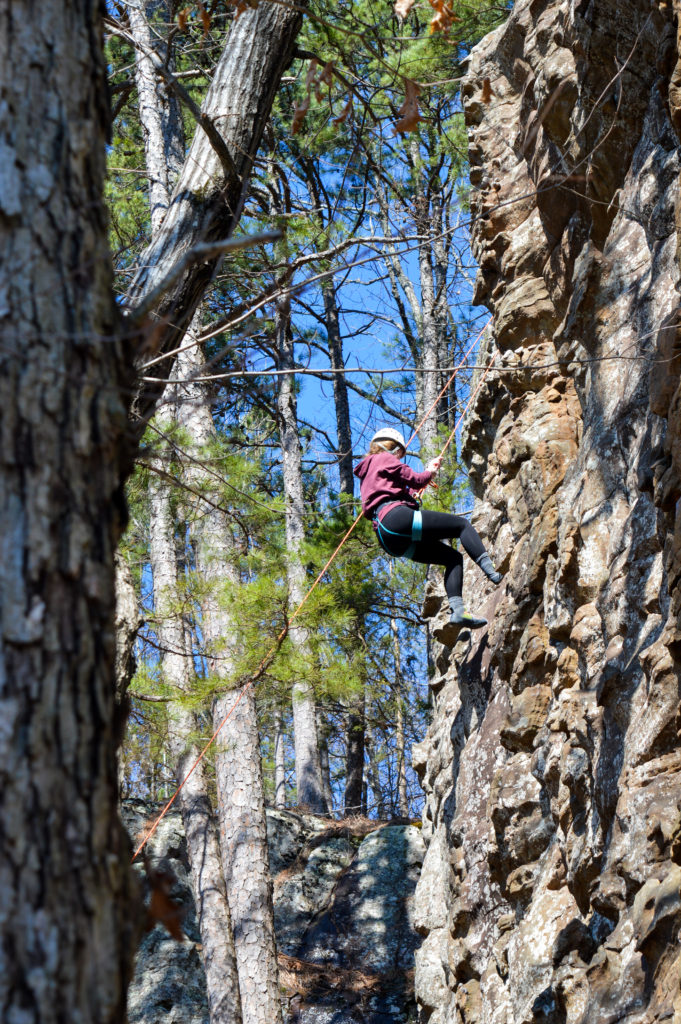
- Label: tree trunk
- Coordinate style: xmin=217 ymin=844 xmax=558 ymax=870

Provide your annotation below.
xmin=318 ymin=714 xmax=334 ymax=814
xmin=431 ymin=185 xmax=454 ymax=430
xmin=115 ymin=551 xmax=142 ymax=707
xmin=275 ymin=298 xmax=327 ymax=814
xmin=343 ymin=702 xmax=365 ymax=816
xmin=0 ymin=2 xmax=138 ymax=1017
xmin=274 ymin=709 xmax=287 ymax=808
xmin=114 ymin=553 xmax=141 ymax=796
xmin=322 ymin=281 xmax=354 ymax=496
xmin=128 ymin=7 xmax=285 ymax=995
xmin=364 ymin=718 xmax=387 ymax=819
xmin=128 ymin=0 xmax=184 ymax=235
xmin=320 ymin=280 xmax=368 ymax=814
xmin=174 ymin=337 xmax=284 ymax=1024
xmin=410 ymin=145 xmax=440 ymax=456
xmin=391 ymin=614 xmax=409 ymax=818
xmin=128 ymin=0 xmax=307 ymax=425
xmin=148 ymin=460 xmax=243 ymax=1024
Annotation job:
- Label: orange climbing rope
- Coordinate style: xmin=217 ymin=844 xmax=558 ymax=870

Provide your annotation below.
xmin=438 ymin=347 xmax=498 ymax=460
xmin=131 ymin=319 xmax=492 ymax=862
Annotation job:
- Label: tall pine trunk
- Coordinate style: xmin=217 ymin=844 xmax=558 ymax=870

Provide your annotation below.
xmin=410 ymin=141 xmax=440 ymax=455
xmin=320 ymin=282 xmax=366 ymax=815
xmin=175 ymin=339 xmax=284 ymax=1024
xmin=391 ymin=613 xmax=409 ymax=817
xmin=0 ymin=1 xmax=137 ymax=1017
xmin=127 ymin=0 xmax=184 ymax=234
xmin=322 ymin=281 xmax=354 ymax=495
xmin=274 ymin=709 xmax=287 ymax=808
xmin=275 ymin=298 xmax=327 ymax=814
xmin=148 ymin=461 xmax=243 ymax=1024
xmin=364 ymin=716 xmax=387 ymax=819
xmin=344 ymin=705 xmax=365 ymax=816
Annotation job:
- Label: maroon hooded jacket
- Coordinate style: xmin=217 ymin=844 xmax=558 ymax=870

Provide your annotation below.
xmin=353 ymin=451 xmax=433 ymax=521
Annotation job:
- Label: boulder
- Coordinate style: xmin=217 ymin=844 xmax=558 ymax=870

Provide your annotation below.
xmin=124 ymin=804 xmax=424 ymax=1024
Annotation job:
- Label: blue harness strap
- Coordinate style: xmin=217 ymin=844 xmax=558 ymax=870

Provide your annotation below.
xmin=373 ymin=504 xmax=422 ymax=559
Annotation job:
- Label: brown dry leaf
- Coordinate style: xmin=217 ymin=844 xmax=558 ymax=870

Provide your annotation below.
xmin=198 ymin=0 xmax=211 ymax=33
xmin=292 ymin=94 xmax=311 ymax=135
xmin=428 ymin=0 xmax=460 ymax=35
xmin=232 ymin=0 xmax=258 ymax=16
xmin=315 ymin=60 xmax=334 ymax=101
xmin=145 ymin=863 xmax=185 ymax=941
xmin=394 ymin=78 xmax=422 ymax=134
xmin=394 ymin=0 xmax=416 ymax=20
xmin=292 ymin=59 xmax=318 ymax=134
xmin=148 ymin=887 xmax=184 ymax=940
xmin=177 ymin=5 xmax=191 ymax=30
xmin=332 ymin=97 xmax=353 ymax=126
xmin=481 ymin=77 xmax=493 ymax=103
xmin=305 ymin=58 xmax=319 ymax=89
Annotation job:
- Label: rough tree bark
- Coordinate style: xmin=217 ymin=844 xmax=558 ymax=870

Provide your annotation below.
xmin=274 ymin=709 xmax=287 ymax=808
xmin=148 ymin=462 xmax=243 ymax=1024
xmin=364 ymin=716 xmax=387 ymax=819
xmin=0 ymin=1 xmax=138 ymax=1019
xmin=115 ymin=553 xmax=142 ymax=796
xmin=115 ymin=552 xmax=143 ymax=707
xmin=318 ymin=713 xmax=335 ymax=813
xmin=321 ymin=281 xmax=355 ymax=495
xmin=174 ymin=339 xmax=283 ymax=1024
xmin=391 ymin=613 xmax=409 ymax=818
xmin=343 ymin=706 xmax=365 ymax=815
xmin=1 ymin=0 xmax=308 ymax=1013
xmin=275 ymin=298 xmax=328 ymax=814
xmin=127 ymin=0 xmax=184 ymax=235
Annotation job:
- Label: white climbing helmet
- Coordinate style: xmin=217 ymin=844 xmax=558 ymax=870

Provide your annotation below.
xmin=371 ymin=426 xmax=406 ymax=450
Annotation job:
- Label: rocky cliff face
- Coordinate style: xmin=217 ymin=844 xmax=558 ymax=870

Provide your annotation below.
xmin=124 ymin=801 xmax=423 ymax=1024
xmin=414 ymin=2 xmax=681 ymax=1021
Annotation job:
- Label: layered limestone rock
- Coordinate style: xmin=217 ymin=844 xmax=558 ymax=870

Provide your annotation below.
xmin=415 ymin=1 xmax=681 ymax=1021
xmin=124 ymin=801 xmax=424 ymax=1024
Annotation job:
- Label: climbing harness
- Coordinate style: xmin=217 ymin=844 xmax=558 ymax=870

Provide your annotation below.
xmin=373 ymin=502 xmax=423 ymax=559
xmin=132 ymin=320 xmax=493 ymax=863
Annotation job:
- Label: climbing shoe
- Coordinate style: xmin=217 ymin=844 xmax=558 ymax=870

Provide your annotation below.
xmin=449 ymin=597 xmax=487 ymax=630
xmin=476 ymin=552 xmax=503 ymax=585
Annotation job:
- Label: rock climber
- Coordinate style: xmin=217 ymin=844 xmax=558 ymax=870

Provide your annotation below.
xmin=354 ymin=426 xmax=502 ymax=629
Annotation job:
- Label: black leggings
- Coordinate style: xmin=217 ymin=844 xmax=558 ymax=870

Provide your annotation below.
xmin=378 ymin=505 xmax=486 ymax=599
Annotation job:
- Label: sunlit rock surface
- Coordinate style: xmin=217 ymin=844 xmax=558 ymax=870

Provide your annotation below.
xmin=124 ymin=802 xmax=424 ymax=1024
xmin=414 ymin=1 xmax=681 ymax=1021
